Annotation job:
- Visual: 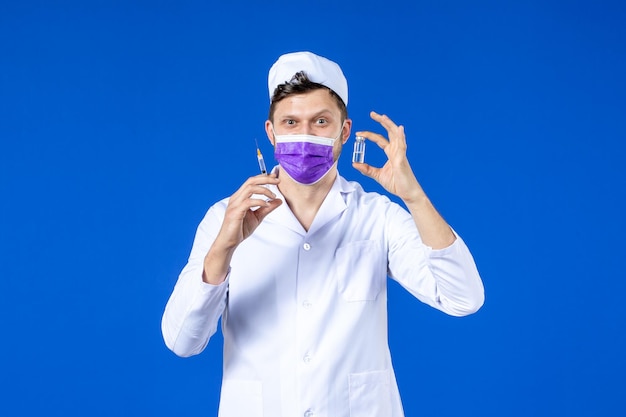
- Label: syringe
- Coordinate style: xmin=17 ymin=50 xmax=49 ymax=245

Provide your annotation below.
xmin=255 ymin=139 xmax=267 ymax=174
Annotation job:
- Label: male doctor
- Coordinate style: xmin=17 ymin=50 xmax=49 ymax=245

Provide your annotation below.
xmin=162 ymin=51 xmax=484 ymax=417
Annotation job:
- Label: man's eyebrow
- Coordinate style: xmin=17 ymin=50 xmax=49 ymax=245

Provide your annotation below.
xmin=312 ymin=109 xmax=335 ymax=117
xmin=279 ymin=109 xmax=335 ymax=119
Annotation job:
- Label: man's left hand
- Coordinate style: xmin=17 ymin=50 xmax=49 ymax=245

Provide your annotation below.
xmin=353 ymin=111 xmax=425 ymax=204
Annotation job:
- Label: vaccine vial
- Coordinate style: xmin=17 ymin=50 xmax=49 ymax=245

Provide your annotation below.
xmin=352 ymin=136 xmax=365 ymax=163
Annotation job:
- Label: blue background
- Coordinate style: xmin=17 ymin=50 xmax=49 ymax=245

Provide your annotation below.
xmin=1 ymin=1 xmax=625 ymax=416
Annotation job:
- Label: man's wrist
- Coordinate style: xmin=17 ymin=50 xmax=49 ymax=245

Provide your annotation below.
xmin=202 ymin=246 xmax=234 ymax=285
xmin=202 ymin=267 xmax=229 ymax=285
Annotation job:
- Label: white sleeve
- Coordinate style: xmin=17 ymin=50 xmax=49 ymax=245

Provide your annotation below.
xmin=161 ymin=204 xmax=230 ymax=357
xmin=386 ymin=204 xmax=485 ymax=317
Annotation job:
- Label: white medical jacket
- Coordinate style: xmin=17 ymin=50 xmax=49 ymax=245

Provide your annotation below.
xmin=162 ymin=173 xmax=484 ymax=417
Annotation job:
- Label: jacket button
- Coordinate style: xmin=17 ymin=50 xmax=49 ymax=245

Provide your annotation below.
xmin=304 ymin=410 xmax=314 ymax=417
xmin=303 ymin=243 xmax=311 ymax=250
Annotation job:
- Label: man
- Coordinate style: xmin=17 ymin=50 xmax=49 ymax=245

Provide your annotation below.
xmin=162 ymin=51 xmax=484 ymax=417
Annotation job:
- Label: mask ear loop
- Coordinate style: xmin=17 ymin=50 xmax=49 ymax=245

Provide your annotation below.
xmin=269 ymin=124 xmax=277 ymax=146
xmin=336 ymin=120 xmax=347 ymax=144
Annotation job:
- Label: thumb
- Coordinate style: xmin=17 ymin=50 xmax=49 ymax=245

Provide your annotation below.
xmin=352 ymin=162 xmax=377 ymax=179
xmin=254 ymin=198 xmax=283 ymax=222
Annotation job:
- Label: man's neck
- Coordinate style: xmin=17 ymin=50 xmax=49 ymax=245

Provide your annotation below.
xmin=277 ymin=168 xmax=337 ymax=232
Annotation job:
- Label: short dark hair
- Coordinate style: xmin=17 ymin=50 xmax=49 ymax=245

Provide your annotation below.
xmin=268 ymin=71 xmax=348 ymax=122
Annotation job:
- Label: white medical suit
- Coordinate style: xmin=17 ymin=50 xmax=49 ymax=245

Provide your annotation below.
xmin=162 ymin=171 xmax=484 ymax=417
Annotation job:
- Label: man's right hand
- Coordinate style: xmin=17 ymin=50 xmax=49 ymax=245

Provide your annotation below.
xmin=202 ymin=174 xmax=282 ymax=284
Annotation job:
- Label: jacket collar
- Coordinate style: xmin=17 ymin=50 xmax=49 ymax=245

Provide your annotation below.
xmin=267 ymin=168 xmax=356 ymax=236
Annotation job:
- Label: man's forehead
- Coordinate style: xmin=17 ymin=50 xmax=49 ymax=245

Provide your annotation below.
xmin=273 ymin=90 xmax=342 ymax=117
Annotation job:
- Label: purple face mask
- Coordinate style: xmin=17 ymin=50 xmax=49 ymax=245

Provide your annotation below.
xmin=273 ymin=128 xmax=342 ymax=185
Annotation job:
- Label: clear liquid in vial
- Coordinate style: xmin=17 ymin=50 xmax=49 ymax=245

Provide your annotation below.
xmin=352 ymin=136 xmax=365 ymax=163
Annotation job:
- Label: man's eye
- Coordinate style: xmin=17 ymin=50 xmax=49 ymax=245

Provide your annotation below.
xmin=286 ymin=120 xmax=295 ymax=125
xmin=316 ymin=118 xmax=327 ymax=124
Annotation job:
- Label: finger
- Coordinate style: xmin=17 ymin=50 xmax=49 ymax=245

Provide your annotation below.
xmin=253 ymin=198 xmax=283 ymax=221
xmin=233 ymin=174 xmax=280 ymax=195
xmin=390 ymin=125 xmax=407 ymax=151
xmin=227 ymin=189 xmax=276 ymax=215
xmin=369 ymin=111 xmax=406 ymax=146
xmin=231 ymin=181 xmax=278 ymax=204
xmin=355 ymin=130 xmax=389 ymax=150
xmin=369 ymin=111 xmax=400 ymax=132
xmin=352 ymin=162 xmax=379 ymax=180
xmin=245 ymin=198 xmax=276 ymax=211
xmin=236 ymin=173 xmax=280 ymax=186
xmin=249 ymin=186 xmax=278 ymax=201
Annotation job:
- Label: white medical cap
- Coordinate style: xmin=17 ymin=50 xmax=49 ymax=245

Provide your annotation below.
xmin=268 ymin=51 xmax=348 ymax=106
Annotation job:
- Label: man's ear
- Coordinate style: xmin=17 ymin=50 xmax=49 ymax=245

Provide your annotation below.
xmin=265 ymin=120 xmax=275 ymax=146
xmin=341 ymin=119 xmax=352 ymax=145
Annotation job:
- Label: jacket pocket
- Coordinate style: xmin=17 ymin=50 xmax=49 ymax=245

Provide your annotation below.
xmin=218 ymin=379 xmax=263 ymax=417
xmin=335 ymin=240 xmax=385 ymax=302
xmin=348 ymin=370 xmax=392 ymax=417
